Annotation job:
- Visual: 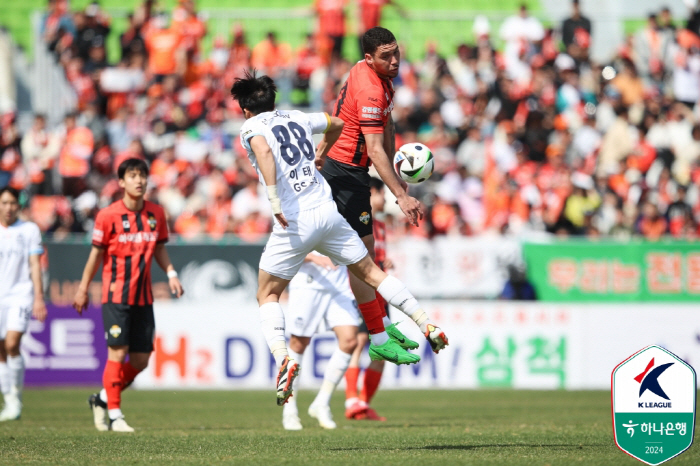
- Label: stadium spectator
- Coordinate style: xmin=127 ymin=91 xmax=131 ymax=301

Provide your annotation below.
xmin=561 ymin=0 xmax=591 ymax=50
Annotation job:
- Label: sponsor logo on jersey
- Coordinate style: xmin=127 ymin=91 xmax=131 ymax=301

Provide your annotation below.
xmin=362 ymin=106 xmax=381 ymax=115
xmin=118 ymin=232 xmax=158 ymax=244
xmin=359 ymin=211 xmax=371 ymax=225
xmin=109 ymin=325 xmax=122 ymax=338
xmin=122 ymin=220 xmax=131 ymax=230
xmin=92 ymin=229 xmax=104 ymax=242
xmin=147 ymin=213 xmax=157 ymax=230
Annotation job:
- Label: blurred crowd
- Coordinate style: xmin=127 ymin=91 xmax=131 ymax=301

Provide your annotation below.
xmin=2 ymin=0 xmax=700 ymax=241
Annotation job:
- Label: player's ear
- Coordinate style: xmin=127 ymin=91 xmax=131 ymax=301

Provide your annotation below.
xmin=118 ymin=178 xmax=126 ymax=189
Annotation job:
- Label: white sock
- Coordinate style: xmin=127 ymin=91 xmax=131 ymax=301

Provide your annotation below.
xmin=0 ymin=362 xmax=9 ymax=396
xmin=377 ymin=276 xmax=431 ymax=333
xmin=284 ymin=348 xmax=304 ymax=414
xmin=370 ymin=331 xmax=389 ymax=345
xmin=99 ymin=388 xmax=108 ymax=404
xmin=312 ymin=348 xmax=351 ymax=407
xmin=382 ymin=316 xmax=392 ymax=327
xmin=108 ymin=408 xmax=123 ymax=420
xmin=259 ymin=302 xmax=288 ymax=366
xmin=7 ymin=355 xmax=24 ymax=399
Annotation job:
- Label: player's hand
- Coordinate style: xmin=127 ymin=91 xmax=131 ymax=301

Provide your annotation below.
xmin=310 ymin=255 xmax=338 ymax=270
xmin=275 ymin=213 xmax=289 ymax=229
xmin=383 ymin=258 xmax=394 ymax=270
xmin=315 ymin=153 xmax=326 ymax=171
xmin=72 ymin=288 xmax=89 ymax=315
xmin=33 ymin=298 xmax=48 ymax=323
xmin=169 ymin=277 xmax=184 ymax=298
xmin=397 ymin=194 xmax=423 ymax=227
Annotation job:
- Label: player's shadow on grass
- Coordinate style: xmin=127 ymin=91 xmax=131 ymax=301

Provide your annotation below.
xmin=331 ymin=444 xmax=603 ymax=451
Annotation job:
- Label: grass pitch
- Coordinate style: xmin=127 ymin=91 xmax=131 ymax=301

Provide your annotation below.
xmin=1 ymin=389 xmax=697 ymax=465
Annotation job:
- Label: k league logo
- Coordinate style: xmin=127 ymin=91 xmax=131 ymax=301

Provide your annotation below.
xmin=612 ymin=345 xmax=696 ymax=465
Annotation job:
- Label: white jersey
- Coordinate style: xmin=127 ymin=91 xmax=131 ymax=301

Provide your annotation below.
xmin=0 ymin=220 xmax=43 ymax=305
xmin=239 ymin=109 xmax=334 ymax=216
xmin=289 ymin=252 xmax=351 ymax=293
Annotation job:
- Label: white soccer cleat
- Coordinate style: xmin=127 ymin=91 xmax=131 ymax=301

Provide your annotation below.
xmin=308 ymin=404 xmax=337 ymax=429
xmin=282 ymin=413 xmax=303 ymax=431
xmin=109 ymin=416 xmax=135 ymax=433
xmin=276 ymin=357 xmax=300 ymax=406
xmin=425 ymin=324 xmax=449 ymax=354
xmin=88 ymin=394 xmax=109 ymax=431
xmin=0 ymin=394 xmax=21 ymax=422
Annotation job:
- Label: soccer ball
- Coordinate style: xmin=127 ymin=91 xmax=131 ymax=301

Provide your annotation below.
xmin=393 ymin=143 xmax=434 ymax=184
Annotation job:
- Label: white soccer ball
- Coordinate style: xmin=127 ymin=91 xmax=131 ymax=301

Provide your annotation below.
xmin=393 ymin=142 xmax=435 ymax=184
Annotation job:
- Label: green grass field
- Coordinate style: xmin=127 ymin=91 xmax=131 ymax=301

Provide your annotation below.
xmin=1 ymin=389 xmax=698 ymax=465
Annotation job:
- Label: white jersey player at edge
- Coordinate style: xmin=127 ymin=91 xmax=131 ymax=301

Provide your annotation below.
xmin=231 ymin=70 xmax=448 ymax=407
xmin=282 ymin=252 xmax=359 ymax=430
xmin=0 ymin=187 xmax=48 ymax=421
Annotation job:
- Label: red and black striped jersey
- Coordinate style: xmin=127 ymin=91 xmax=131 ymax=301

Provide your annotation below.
xmin=91 ymin=200 xmax=169 ymax=305
xmin=328 ymin=60 xmax=394 ymax=168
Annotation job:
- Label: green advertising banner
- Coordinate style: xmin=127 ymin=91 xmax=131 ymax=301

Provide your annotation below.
xmin=523 ymin=240 xmax=700 ymax=302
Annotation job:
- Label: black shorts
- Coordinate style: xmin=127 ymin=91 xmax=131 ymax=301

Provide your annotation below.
xmin=102 ymin=303 xmax=155 ymax=353
xmin=320 ymin=157 xmax=373 ymax=238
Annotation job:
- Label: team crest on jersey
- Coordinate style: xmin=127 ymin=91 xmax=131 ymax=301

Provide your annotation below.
xmin=122 ymin=219 xmax=130 ymax=230
xmin=109 ymin=325 xmax=122 ymax=338
xmin=359 ymin=212 xmax=371 ymax=225
xmin=148 ymin=213 xmax=157 ymax=230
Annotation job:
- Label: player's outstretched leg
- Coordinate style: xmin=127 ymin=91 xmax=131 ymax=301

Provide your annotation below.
xmin=349 ymin=256 xmax=448 ymax=354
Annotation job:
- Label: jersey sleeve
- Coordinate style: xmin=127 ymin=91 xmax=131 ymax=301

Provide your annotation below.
xmin=239 ymin=120 xmax=265 ymax=153
xmin=92 ymin=210 xmax=109 ymax=248
xmin=156 ymin=207 xmax=169 ymax=244
xmin=308 ymin=112 xmax=331 ymax=134
xmin=27 ymin=223 xmax=44 ymax=256
xmin=356 ymin=87 xmax=387 ymax=135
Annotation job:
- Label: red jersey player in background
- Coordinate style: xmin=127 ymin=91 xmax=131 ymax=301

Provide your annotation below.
xmin=73 ymin=158 xmax=184 ymax=432
xmin=316 ymin=27 xmax=448 ymax=358
xmin=345 ymin=176 xmax=390 ymax=421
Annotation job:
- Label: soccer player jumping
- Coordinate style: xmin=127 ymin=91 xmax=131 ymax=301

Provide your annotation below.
xmin=316 ymin=27 xmax=447 ymax=358
xmin=0 ymin=187 xmax=47 ymax=421
xmin=231 ymin=70 xmax=447 ymax=407
xmin=73 ymin=158 xmax=184 ymax=432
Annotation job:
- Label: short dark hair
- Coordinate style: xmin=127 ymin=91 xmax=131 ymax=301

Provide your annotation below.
xmin=362 ymin=27 xmax=396 ymax=56
xmin=369 ymin=176 xmax=385 ymax=191
xmin=118 ymin=158 xmax=149 ymax=179
xmin=0 ymin=186 xmax=20 ymax=201
xmin=230 ymin=70 xmax=277 ymax=115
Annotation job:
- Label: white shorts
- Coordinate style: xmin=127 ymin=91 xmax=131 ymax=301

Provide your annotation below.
xmin=260 ymin=200 xmax=368 ymax=280
xmin=287 ymin=287 xmax=360 ymax=337
xmin=0 ymin=299 xmax=33 ymax=338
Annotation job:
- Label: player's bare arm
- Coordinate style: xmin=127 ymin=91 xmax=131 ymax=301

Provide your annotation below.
xmin=315 ymin=116 xmax=345 ymax=170
xmin=364 ymin=132 xmax=423 ymax=226
xmin=154 ymin=243 xmax=184 ymax=298
xmin=382 ymin=115 xmax=407 ymax=192
xmin=73 ymin=245 xmax=104 ymax=315
xmin=249 ymin=135 xmax=289 ymax=229
xmin=28 ymin=254 xmax=47 ymax=322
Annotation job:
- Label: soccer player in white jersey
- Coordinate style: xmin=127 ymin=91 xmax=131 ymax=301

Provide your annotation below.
xmin=0 ymin=187 xmax=47 ymax=421
xmin=231 ymin=70 xmax=448 ymax=406
xmin=282 ymin=252 xmax=359 ymax=430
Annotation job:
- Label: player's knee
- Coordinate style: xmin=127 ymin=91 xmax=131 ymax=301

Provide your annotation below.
xmin=339 ymin=336 xmax=358 ymax=354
